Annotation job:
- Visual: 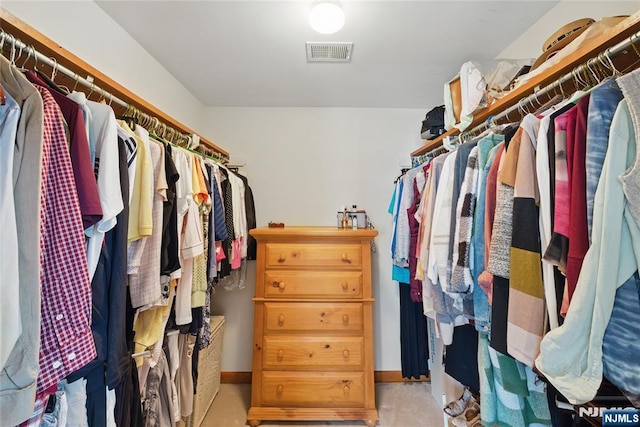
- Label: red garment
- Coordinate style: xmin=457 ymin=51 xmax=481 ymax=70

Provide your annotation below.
xmin=553 ymin=107 xmax=577 ymax=239
xmin=35 ymin=86 xmax=96 ymax=396
xmin=215 ymin=241 xmax=226 ymax=262
xmin=484 ymin=145 xmax=505 ymax=265
xmin=26 ymin=72 xmax=102 ymax=229
xmin=565 ymin=95 xmax=591 ymax=312
xmin=480 ymin=144 xmax=505 ymax=301
xmin=408 ymin=176 xmax=422 ymax=302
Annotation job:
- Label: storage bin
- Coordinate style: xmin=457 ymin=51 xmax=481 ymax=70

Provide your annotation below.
xmin=188 ymin=316 xmax=225 ymax=427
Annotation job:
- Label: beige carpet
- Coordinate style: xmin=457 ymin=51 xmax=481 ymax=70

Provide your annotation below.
xmin=200 ymin=382 xmax=444 ymax=427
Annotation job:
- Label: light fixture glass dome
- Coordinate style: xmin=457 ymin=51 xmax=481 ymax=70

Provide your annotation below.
xmin=309 ymin=0 xmax=345 ymax=35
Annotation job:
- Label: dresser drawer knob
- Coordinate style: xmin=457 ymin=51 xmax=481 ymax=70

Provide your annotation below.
xmin=342 ymin=314 xmax=349 ymax=324
xmin=272 ymin=281 xmax=286 ymax=290
xmin=278 ymin=314 xmax=285 ymax=324
xmin=341 ymin=281 xmax=349 ymax=290
xmin=277 ymin=253 xmax=286 ymax=263
xmin=343 ymin=349 xmax=350 ymax=358
xmin=276 ymin=384 xmax=284 ymax=395
xmin=341 ymin=253 xmax=351 ymax=263
xmin=277 ymin=349 xmax=284 ymax=359
xmin=343 ymin=385 xmax=350 ymax=394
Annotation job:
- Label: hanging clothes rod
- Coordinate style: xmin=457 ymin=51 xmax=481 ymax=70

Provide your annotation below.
xmin=0 ymin=29 xmax=127 ymax=109
xmin=460 ymin=29 xmax=640 ymax=140
xmin=0 ymin=28 xmax=228 ymax=162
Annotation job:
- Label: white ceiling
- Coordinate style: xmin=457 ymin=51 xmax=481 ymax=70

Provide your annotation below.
xmin=94 ymin=1 xmax=635 ymax=109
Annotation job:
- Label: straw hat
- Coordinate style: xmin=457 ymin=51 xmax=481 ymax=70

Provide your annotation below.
xmin=531 ymin=18 xmax=595 ymax=70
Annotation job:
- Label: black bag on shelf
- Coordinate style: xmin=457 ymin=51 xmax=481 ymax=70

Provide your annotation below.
xmin=420 ymin=105 xmax=445 ymax=140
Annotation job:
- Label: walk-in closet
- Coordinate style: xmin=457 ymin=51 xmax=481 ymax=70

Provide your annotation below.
xmin=1 ymin=1 xmax=640 ymax=426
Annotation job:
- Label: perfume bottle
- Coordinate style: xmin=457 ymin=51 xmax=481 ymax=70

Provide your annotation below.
xmin=340 ymin=207 xmax=349 ymax=229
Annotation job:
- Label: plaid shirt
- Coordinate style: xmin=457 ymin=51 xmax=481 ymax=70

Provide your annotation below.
xmin=17 ymin=394 xmax=48 ymax=427
xmin=34 ymin=86 xmax=96 ymax=396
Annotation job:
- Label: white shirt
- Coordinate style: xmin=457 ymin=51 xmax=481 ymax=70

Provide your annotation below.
xmin=427 ymin=150 xmax=457 ymax=291
xmin=83 ymin=101 xmax=123 ymax=279
xmin=536 ymin=113 xmax=558 ymax=330
xmin=228 ymin=170 xmax=247 ymax=259
xmin=174 ymin=150 xmax=203 ymax=325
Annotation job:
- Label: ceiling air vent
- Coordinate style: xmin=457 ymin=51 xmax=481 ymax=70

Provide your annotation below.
xmin=306 ymin=42 xmax=353 ymax=63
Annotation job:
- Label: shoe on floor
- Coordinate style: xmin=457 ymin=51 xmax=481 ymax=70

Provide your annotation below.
xmin=448 ymin=401 xmax=480 ymax=427
xmin=444 ymin=387 xmax=476 ymax=417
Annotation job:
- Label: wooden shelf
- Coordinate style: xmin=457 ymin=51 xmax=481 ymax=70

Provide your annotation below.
xmin=0 ymin=8 xmax=229 ymax=159
xmin=412 ymin=13 xmax=640 ymax=157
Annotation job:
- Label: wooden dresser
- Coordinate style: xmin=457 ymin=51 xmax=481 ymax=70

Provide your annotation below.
xmin=247 ymin=226 xmax=379 ymax=427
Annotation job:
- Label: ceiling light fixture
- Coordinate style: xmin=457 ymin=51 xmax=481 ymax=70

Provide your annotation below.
xmin=309 ymin=0 xmax=345 ymax=35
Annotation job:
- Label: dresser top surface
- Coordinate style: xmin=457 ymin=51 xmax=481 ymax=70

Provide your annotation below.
xmin=250 ymin=226 xmax=378 ymax=240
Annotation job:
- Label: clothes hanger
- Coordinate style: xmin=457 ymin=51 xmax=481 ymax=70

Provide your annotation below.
xmin=148 ymin=117 xmax=171 ymax=145
xmin=9 ymin=39 xmax=23 ymax=66
xmin=71 ymin=74 xmax=80 ymax=93
xmin=577 ymin=66 xmax=595 ymax=90
xmin=137 ymin=110 xmax=147 ymax=128
xmin=567 ymin=66 xmax=597 ymax=104
xmin=601 ymin=49 xmax=621 ymax=79
xmin=585 ymin=57 xmax=601 ymax=85
xmin=50 ymin=57 xmax=58 ymax=82
xmin=516 ymin=97 xmax=528 ymax=119
xmin=530 ymin=90 xmax=542 ymax=109
xmin=118 ymin=105 xmax=139 ymax=130
xmin=167 ymin=128 xmax=176 ymax=144
xmin=87 ymin=81 xmax=96 ymax=99
xmin=17 ymin=45 xmax=34 ymax=71
xmin=393 ymin=168 xmax=410 ymax=183
xmin=30 ymin=55 xmax=68 ymax=94
xmin=558 ymin=80 xmax=567 ymax=100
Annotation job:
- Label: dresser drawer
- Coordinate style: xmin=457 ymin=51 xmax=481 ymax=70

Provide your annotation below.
xmin=265 ymin=243 xmax=362 ymax=268
xmin=263 ymin=336 xmax=364 ymax=370
xmin=261 ymin=371 xmax=365 ymax=407
xmin=264 ymin=271 xmax=363 ymax=298
xmin=264 ymin=302 xmax=363 ymax=333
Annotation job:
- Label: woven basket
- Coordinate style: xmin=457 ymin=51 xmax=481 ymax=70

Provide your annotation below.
xmin=188 ymin=316 xmax=225 ymax=427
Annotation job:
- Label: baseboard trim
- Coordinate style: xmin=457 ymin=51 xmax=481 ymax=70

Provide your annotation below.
xmin=221 ymin=371 xmax=429 ymax=384
xmin=221 ymin=372 xmax=252 ymax=384
xmin=374 ymin=371 xmax=430 ymax=383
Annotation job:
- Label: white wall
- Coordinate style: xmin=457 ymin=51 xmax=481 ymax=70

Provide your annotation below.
xmin=498 ymin=0 xmax=640 ymax=60
xmin=2 ymin=0 xmax=206 ymax=133
xmin=204 ymin=107 xmax=425 ymax=372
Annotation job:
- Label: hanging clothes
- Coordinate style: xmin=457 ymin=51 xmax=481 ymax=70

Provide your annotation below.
xmin=507 ymin=114 xmax=544 ymax=367
xmin=30 ymin=84 xmax=96 ymax=423
xmin=0 ymin=55 xmax=45 ymax=426
xmin=0 ymin=83 xmax=21 ymax=372
xmin=26 ymin=71 xmax=103 ymax=229
xmin=0 ymin=61 xmax=248 ymax=427
xmin=82 ymin=98 xmax=124 ymax=280
xmin=536 ymin=99 xmax=639 ymax=404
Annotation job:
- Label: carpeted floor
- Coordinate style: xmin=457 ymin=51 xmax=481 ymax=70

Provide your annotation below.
xmin=201 ymin=382 xmax=444 ymax=427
